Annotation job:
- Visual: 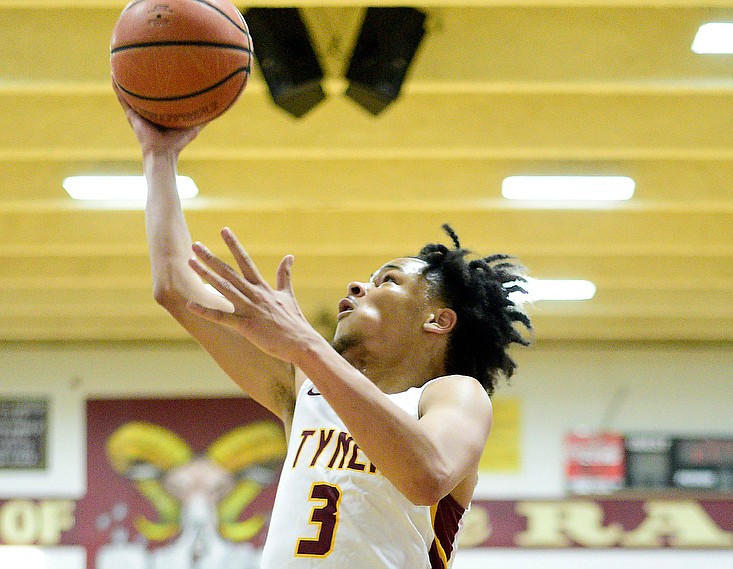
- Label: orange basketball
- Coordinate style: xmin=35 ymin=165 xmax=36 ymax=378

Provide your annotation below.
xmin=110 ymin=0 xmax=252 ymax=128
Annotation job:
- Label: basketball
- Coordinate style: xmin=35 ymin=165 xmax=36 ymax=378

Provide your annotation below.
xmin=110 ymin=0 xmax=252 ymax=128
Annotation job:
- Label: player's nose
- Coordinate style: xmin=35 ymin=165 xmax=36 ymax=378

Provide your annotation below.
xmin=347 ymin=281 xmax=369 ymax=297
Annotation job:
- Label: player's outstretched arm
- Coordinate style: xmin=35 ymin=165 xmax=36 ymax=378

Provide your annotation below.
xmin=115 ymin=86 xmax=296 ymax=421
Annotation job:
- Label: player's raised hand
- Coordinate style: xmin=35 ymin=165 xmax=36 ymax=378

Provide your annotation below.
xmin=113 ymin=79 xmax=204 ymax=156
xmin=186 ymin=227 xmax=315 ymax=364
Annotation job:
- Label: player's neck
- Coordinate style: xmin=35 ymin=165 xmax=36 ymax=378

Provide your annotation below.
xmin=342 ymin=346 xmax=446 ymax=394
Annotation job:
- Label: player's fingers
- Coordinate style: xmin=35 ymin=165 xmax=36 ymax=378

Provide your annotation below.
xmin=220 ymin=227 xmax=266 ymax=286
xmin=191 ymin=241 xmax=243 ymax=285
xmin=111 ymin=79 xmax=130 ymax=110
xmin=112 ymin=77 xmax=161 ymax=134
xmin=276 ymin=255 xmax=295 ymax=294
xmin=188 ymin=251 xmax=255 ymax=307
xmin=186 ymin=300 xmax=240 ymax=327
xmin=112 ymin=79 xmax=140 ymax=126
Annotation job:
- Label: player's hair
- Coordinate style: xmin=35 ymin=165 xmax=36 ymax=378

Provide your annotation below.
xmin=416 ymin=224 xmax=532 ymax=395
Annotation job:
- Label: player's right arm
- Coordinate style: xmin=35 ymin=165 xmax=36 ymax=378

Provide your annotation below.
xmin=116 ymin=86 xmax=297 ymax=420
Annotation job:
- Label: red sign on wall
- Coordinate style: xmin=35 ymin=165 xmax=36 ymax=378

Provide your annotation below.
xmin=565 ymin=431 xmax=626 ymax=493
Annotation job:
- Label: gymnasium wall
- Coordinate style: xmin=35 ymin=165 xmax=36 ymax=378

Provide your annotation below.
xmin=1 ymin=340 xmax=731 ymax=568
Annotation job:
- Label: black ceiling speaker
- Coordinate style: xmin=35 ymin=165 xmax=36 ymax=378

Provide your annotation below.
xmin=244 ymin=8 xmax=326 ymax=118
xmin=345 ymin=7 xmax=427 ymax=115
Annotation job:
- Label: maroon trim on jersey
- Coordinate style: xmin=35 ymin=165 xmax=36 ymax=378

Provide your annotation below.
xmin=428 ymin=493 xmax=466 ymax=569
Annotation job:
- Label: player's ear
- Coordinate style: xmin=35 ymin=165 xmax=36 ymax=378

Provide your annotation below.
xmin=423 ymin=308 xmax=457 ymax=335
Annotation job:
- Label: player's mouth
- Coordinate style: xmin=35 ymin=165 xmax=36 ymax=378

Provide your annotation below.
xmin=337 ymin=297 xmax=356 ymax=319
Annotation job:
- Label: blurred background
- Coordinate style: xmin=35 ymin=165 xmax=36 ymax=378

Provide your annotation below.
xmin=1 ymin=1 xmax=731 ymax=568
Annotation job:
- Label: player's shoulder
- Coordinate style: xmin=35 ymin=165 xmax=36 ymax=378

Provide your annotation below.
xmin=420 ymin=374 xmax=491 ymax=411
xmin=423 ymin=373 xmax=487 ymax=394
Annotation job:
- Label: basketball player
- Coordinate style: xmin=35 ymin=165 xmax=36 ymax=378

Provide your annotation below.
xmin=117 ymin=88 xmax=531 ymax=568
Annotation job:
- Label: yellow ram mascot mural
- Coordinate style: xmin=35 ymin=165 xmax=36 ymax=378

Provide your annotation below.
xmin=97 ymin=420 xmax=286 ymax=569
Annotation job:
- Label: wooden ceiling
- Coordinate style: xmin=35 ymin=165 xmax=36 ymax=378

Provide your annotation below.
xmin=1 ymin=0 xmax=732 ymax=343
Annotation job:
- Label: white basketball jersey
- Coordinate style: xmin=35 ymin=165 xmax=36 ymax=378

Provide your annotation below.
xmin=260 ymin=377 xmax=466 ymax=569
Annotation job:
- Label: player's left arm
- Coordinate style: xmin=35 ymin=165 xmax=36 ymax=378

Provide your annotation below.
xmin=293 ymin=349 xmax=492 ymax=506
xmin=415 ymin=375 xmax=492 ymax=503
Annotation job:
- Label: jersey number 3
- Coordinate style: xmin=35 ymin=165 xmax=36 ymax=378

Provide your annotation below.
xmin=296 ymin=483 xmax=342 ymax=557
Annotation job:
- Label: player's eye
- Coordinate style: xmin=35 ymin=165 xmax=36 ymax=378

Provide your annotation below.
xmin=381 ymin=273 xmax=397 ymax=284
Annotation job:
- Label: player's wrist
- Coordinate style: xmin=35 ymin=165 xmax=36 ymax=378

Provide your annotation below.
xmin=290 ymin=329 xmax=332 ymax=372
xmin=142 ymin=146 xmax=179 ymax=163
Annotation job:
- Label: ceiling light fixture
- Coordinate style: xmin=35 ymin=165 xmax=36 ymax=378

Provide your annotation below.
xmin=502 ymin=176 xmax=635 ymax=201
xmin=510 ymin=279 xmax=597 ymax=302
xmin=692 ymin=22 xmax=733 ymax=54
xmin=63 ymin=176 xmax=198 ymax=200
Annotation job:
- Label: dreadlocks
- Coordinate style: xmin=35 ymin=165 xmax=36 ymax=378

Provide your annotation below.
xmin=416 ymin=224 xmax=532 ymax=395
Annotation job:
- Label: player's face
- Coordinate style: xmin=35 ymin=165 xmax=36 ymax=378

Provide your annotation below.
xmin=332 ymin=257 xmax=434 ymax=354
